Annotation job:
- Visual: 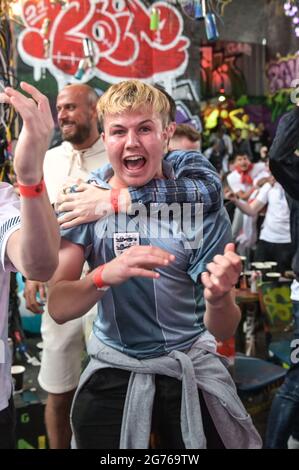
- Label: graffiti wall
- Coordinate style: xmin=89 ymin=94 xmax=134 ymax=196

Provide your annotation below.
xmin=265 ymin=53 xmax=299 ymax=125
xmin=18 ymin=0 xmax=190 ymax=87
xmin=267 ymin=54 xmax=299 ymax=95
xmin=15 ymin=0 xmax=202 ymax=130
xmin=13 ymin=0 xmax=297 ymax=137
xmin=198 ymin=40 xmax=270 ymax=138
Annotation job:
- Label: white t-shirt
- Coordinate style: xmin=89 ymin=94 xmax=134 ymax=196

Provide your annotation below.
xmin=44 ymin=138 xmax=107 ymax=204
xmin=291 ymin=279 xmax=299 ymax=301
xmin=0 ymin=183 xmax=20 ymax=411
xmin=257 ymin=182 xmax=291 ymax=244
xmin=227 ymin=162 xmax=267 ymax=193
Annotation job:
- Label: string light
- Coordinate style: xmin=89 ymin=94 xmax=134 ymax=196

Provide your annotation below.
xmin=283 ymin=1 xmax=299 ymax=37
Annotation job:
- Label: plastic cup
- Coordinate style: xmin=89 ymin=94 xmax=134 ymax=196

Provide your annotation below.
xmin=251 ymin=262 xmax=266 ymax=270
xmin=11 ymin=365 xmax=25 ymax=393
xmin=265 ymin=272 xmax=281 ymax=283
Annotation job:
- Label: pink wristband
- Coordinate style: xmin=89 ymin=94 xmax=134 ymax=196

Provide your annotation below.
xmin=110 ymin=188 xmax=120 ymax=213
xmin=18 ymin=178 xmax=45 ymax=198
xmin=93 ymin=265 xmax=110 ymax=291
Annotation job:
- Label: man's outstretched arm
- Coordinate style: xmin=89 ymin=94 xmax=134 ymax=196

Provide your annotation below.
xmin=1 ymin=83 xmax=60 ymax=281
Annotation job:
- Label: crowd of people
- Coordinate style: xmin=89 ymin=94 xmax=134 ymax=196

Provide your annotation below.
xmin=203 ymin=108 xmax=299 ymax=450
xmin=0 ymin=77 xmax=298 ymax=450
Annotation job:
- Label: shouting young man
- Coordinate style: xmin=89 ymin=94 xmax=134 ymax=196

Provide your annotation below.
xmin=48 ymin=80 xmax=261 ymax=449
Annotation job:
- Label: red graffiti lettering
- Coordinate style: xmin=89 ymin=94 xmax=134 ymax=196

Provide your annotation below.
xmin=18 ymin=0 xmax=189 ymax=86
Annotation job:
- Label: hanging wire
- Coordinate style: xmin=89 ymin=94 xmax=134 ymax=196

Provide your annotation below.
xmin=208 ymin=0 xmax=225 ymax=26
xmin=0 ymin=13 xmax=17 ymax=147
xmin=175 ymin=0 xmax=231 ymax=21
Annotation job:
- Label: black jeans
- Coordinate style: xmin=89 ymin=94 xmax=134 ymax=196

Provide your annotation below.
xmin=72 ymin=368 xmax=225 ymax=449
xmin=265 ymin=364 xmax=299 ymax=448
xmin=0 ymin=395 xmax=16 ymax=449
xmin=265 ymin=301 xmax=299 ymax=448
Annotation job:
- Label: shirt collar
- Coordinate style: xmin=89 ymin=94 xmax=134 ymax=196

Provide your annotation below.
xmin=61 ymin=137 xmax=104 ymax=159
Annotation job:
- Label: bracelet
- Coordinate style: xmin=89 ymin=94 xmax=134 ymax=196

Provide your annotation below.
xmin=93 ymin=265 xmax=110 ymax=291
xmin=18 ymin=178 xmax=45 ymax=198
xmin=110 ymin=188 xmax=120 ymax=213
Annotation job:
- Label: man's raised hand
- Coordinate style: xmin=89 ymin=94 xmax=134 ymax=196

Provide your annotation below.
xmin=201 ymin=243 xmax=241 ymax=305
xmin=0 ymin=82 xmax=53 ymax=185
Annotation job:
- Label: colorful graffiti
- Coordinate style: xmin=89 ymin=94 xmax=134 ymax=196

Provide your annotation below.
xmin=201 ymin=103 xmax=252 ymax=132
xmin=261 ymin=283 xmax=293 ymax=334
xmin=267 ymin=54 xmax=299 ymax=95
xmin=172 ymin=79 xmax=202 ymax=130
xmin=18 ymin=0 xmax=190 ymax=89
xmin=265 ymin=54 xmax=299 ymax=123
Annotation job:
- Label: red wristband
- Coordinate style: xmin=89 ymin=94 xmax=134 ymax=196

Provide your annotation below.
xmin=110 ymin=188 xmax=120 ymax=213
xmin=93 ymin=265 xmax=110 ymax=290
xmin=18 ymin=178 xmax=45 ymax=198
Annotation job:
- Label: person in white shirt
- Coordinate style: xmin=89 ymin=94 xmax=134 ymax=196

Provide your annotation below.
xmin=229 ymin=176 xmax=293 ymax=273
xmin=227 ymin=152 xmax=268 ymax=241
xmin=216 ymin=125 xmax=233 ymax=173
xmin=23 ymin=84 xmax=108 ymax=449
xmin=227 ymin=153 xmax=267 ymax=198
xmin=0 ymin=82 xmax=60 ymax=448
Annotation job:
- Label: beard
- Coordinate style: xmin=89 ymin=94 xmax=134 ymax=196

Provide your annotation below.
xmin=60 ymin=121 xmax=91 ymax=145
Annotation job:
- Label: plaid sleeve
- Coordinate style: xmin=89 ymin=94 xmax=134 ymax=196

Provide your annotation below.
xmin=128 ymin=150 xmax=222 ymax=213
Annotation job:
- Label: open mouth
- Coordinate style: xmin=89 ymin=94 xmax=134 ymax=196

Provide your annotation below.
xmin=123 ymin=156 xmax=146 ymax=171
xmin=61 ymin=123 xmax=75 ymax=132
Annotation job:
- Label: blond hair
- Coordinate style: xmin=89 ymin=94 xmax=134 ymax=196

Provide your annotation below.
xmin=97 ymin=80 xmax=170 ymax=128
xmin=173 ymin=124 xmax=201 ymax=142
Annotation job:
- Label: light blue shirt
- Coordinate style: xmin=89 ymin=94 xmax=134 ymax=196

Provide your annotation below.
xmin=61 ymin=163 xmax=231 ymax=359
